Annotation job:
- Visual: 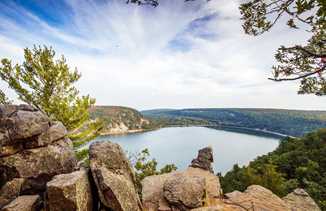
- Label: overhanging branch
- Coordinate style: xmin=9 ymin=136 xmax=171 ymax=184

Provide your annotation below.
xmin=269 ymin=65 xmax=326 ymax=81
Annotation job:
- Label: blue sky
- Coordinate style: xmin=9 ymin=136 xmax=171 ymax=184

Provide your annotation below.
xmin=0 ymin=0 xmax=325 ymax=110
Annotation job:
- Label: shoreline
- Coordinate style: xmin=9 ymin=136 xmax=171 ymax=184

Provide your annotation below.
xmin=97 ymin=124 xmax=291 ymax=139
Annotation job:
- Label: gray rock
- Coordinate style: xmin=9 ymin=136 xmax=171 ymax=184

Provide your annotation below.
xmin=0 ymin=138 xmax=77 ymax=190
xmin=189 ymin=147 xmax=214 ymax=173
xmin=142 ymin=167 xmax=222 ymax=211
xmin=46 ymin=169 xmax=93 ymax=211
xmin=89 ymin=141 xmax=137 ymax=185
xmin=163 ymin=172 xmax=205 ymax=210
xmin=5 ymin=110 xmax=50 ymax=140
xmin=0 ymin=104 xmax=38 ymax=119
xmin=89 ymin=141 xmax=142 ymax=211
xmin=142 ymin=172 xmax=177 ymax=211
xmin=1 ymin=195 xmax=41 ymax=211
xmin=0 ymin=178 xmax=25 ymax=208
xmin=283 ymin=188 xmax=321 ymax=211
xmin=24 ymin=122 xmax=67 ymax=149
xmin=92 ymin=167 xmax=141 ymax=211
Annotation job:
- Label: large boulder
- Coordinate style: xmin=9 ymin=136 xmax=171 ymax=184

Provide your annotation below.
xmin=189 ymin=147 xmax=214 ymax=173
xmin=163 ymin=172 xmax=205 ymax=210
xmin=46 ymin=169 xmax=93 ymax=211
xmin=0 ymin=104 xmax=38 ymax=119
xmin=0 ymin=138 xmax=77 ymax=190
xmin=24 ymin=122 xmax=67 ymax=149
xmin=3 ymin=109 xmax=50 ymax=140
xmin=283 ymin=188 xmax=321 ymax=211
xmin=0 ymin=178 xmax=25 ymax=208
xmin=142 ymin=168 xmax=222 ymax=211
xmin=225 ymin=185 xmax=290 ymax=211
xmin=89 ymin=141 xmax=142 ymax=211
xmin=142 ymin=173 xmax=176 ymax=211
xmin=1 ymin=195 xmax=41 ymax=211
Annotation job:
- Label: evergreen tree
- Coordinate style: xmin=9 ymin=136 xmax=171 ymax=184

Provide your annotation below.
xmin=0 ymin=46 xmax=103 ymax=151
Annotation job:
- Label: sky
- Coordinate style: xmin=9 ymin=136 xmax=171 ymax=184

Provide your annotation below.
xmin=0 ymin=0 xmax=325 ymax=110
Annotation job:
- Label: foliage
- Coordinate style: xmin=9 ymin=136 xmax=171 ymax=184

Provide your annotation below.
xmin=0 ymin=46 xmax=103 ymax=154
xmin=143 ymin=108 xmax=326 ymax=137
xmin=220 ymin=128 xmax=326 ymax=210
xmin=240 ymin=0 xmax=326 ymax=95
xmin=129 ymin=148 xmax=177 ymax=194
xmin=0 ymin=89 xmax=11 ymax=104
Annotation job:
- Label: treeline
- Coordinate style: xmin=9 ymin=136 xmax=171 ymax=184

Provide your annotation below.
xmin=220 ymin=129 xmax=326 ymax=210
xmin=142 ymin=108 xmax=326 ymax=137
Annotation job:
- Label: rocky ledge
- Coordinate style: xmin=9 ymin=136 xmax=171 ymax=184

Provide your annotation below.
xmin=0 ymin=105 xmax=321 ymax=211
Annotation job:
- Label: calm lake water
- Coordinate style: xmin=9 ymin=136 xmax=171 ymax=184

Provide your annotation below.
xmin=93 ymin=127 xmax=279 ymax=174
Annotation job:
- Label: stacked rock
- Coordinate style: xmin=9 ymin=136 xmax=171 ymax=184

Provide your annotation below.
xmin=0 ymin=104 xmax=77 ymax=210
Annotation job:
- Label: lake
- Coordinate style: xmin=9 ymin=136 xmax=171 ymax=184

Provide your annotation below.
xmin=93 ymin=127 xmax=280 ymax=174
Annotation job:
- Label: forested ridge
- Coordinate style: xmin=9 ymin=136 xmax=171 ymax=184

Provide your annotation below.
xmin=142 ymin=108 xmax=326 ymax=137
xmin=220 ymin=129 xmax=326 ymax=210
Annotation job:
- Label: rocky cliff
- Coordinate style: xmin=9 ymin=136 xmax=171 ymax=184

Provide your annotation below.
xmin=89 ymin=106 xmax=150 ymax=135
xmin=0 ymin=105 xmax=321 ymax=211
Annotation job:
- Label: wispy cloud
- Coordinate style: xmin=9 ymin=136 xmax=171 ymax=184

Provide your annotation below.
xmin=0 ymin=0 xmax=325 ymax=110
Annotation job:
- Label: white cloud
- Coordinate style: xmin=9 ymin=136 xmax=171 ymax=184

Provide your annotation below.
xmin=0 ymin=0 xmax=325 ymax=110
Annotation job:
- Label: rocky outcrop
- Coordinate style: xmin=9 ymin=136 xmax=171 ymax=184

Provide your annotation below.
xmin=142 ymin=147 xmax=222 ymax=211
xmin=1 ymin=195 xmax=41 ymax=211
xmin=189 ymin=147 xmax=214 ymax=173
xmin=283 ymin=188 xmax=321 ymax=211
xmin=0 ymin=104 xmax=77 ymax=209
xmin=89 ymin=106 xmax=150 ymax=135
xmin=0 ymin=105 xmax=322 ymax=211
xmin=225 ymin=185 xmax=290 ymax=211
xmin=0 ymin=138 xmax=77 ymax=193
xmin=163 ymin=173 xmax=205 ymax=210
xmin=46 ymin=169 xmax=93 ymax=211
xmin=89 ymin=141 xmax=142 ymax=211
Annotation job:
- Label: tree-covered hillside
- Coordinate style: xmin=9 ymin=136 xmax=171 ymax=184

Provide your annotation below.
xmin=142 ymin=108 xmax=326 ymax=137
xmin=90 ymin=106 xmax=151 ymax=134
xmin=220 ymin=129 xmax=326 ymax=210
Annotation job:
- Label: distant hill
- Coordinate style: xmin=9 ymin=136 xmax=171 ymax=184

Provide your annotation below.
xmin=142 ymin=108 xmax=326 ymax=137
xmin=90 ymin=106 xmax=150 ymax=135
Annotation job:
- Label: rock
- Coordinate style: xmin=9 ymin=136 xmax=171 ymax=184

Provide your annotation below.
xmin=0 ymin=178 xmax=25 ymax=208
xmin=283 ymin=188 xmax=321 ymax=211
xmin=142 ymin=167 xmax=222 ymax=211
xmin=0 ymin=138 xmax=77 ymax=190
xmin=46 ymin=169 xmax=93 ymax=211
xmin=190 ymin=202 xmax=244 ymax=211
xmin=0 ymin=104 xmax=38 ymax=119
xmin=5 ymin=110 xmax=50 ymax=140
xmin=225 ymin=185 xmax=290 ymax=211
xmin=142 ymin=173 xmax=176 ymax=211
xmin=1 ymin=195 xmax=41 ymax=211
xmin=163 ymin=172 xmax=205 ymax=210
xmin=189 ymin=147 xmax=214 ymax=173
xmin=0 ymin=143 xmax=23 ymax=157
xmin=0 ymin=130 xmax=11 ymax=147
xmin=184 ymin=167 xmax=222 ymax=199
xmin=92 ymin=166 xmax=141 ymax=211
xmin=24 ymin=122 xmax=67 ymax=149
xmin=89 ymin=141 xmax=136 ymax=185
xmin=89 ymin=141 xmax=141 ymax=211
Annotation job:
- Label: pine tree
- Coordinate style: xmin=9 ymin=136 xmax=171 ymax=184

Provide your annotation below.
xmin=0 ymin=45 xmax=103 ymax=153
